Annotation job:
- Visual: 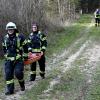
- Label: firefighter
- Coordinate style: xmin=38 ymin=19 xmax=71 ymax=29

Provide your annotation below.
xmin=28 ymin=22 xmax=47 ymax=81
xmin=94 ymin=8 xmax=100 ymax=27
xmin=2 ymin=22 xmax=28 ymax=95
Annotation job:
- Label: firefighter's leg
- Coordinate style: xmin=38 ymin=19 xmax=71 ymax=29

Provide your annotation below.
xmin=15 ymin=60 xmax=25 ymax=91
xmin=97 ymin=18 xmax=99 ymax=26
xmin=95 ymin=18 xmax=98 ymax=27
xmin=98 ymin=18 xmax=100 ymax=26
xmin=38 ymin=55 xmax=45 ymax=79
xmin=4 ymin=60 xmax=14 ymax=95
xmin=30 ymin=62 xmax=36 ymax=81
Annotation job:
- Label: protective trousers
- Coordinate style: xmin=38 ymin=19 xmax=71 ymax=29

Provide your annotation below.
xmin=4 ymin=60 xmax=24 ymax=93
xmin=95 ymin=18 xmax=100 ymax=26
xmin=30 ymin=54 xmax=45 ymax=81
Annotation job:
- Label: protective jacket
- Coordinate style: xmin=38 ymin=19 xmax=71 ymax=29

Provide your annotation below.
xmin=2 ymin=33 xmax=28 ymax=61
xmin=94 ymin=10 xmax=100 ymax=18
xmin=28 ymin=31 xmax=47 ymax=81
xmin=2 ymin=32 xmax=28 ymax=94
xmin=28 ymin=31 xmax=47 ymax=53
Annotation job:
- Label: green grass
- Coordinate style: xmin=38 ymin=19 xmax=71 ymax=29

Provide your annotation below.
xmin=47 ymin=25 xmax=86 ymax=58
xmin=77 ymin=14 xmax=93 ymax=23
xmin=21 ymin=78 xmax=51 ymax=100
xmin=85 ymin=65 xmax=100 ymax=100
xmin=36 ymin=67 xmax=86 ymax=100
xmin=88 ymin=27 xmax=100 ymax=42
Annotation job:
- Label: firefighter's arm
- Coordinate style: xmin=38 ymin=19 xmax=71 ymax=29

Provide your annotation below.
xmin=23 ymin=40 xmax=28 ymax=59
xmin=21 ymin=34 xmax=28 ymax=60
xmin=27 ymin=38 xmax=32 ymax=52
xmin=2 ymin=37 xmax=7 ymax=57
xmin=41 ymin=34 xmax=47 ymax=53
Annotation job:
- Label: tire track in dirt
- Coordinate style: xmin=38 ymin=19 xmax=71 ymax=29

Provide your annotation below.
xmin=76 ymin=43 xmax=100 ymax=100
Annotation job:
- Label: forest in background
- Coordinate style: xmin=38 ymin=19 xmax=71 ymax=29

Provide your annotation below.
xmin=0 ymin=0 xmax=100 ymax=57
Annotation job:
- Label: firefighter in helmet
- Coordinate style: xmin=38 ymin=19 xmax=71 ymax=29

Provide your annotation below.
xmin=2 ymin=22 xmax=28 ymax=95
xmin=94 ymin=8 xmax=100 ymax=27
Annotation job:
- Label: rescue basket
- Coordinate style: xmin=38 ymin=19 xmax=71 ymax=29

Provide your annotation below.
xmin=24 ymin=52 xmax=43 ymax=65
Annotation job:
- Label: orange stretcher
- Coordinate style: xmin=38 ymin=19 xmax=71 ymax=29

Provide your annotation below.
xmin=24 ymin=52 xmax=43 ymax=65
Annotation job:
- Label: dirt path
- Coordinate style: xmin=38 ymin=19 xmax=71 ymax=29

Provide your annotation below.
xmin=40 ymin=40 xmax=100 ymax=100
xmin=40 ymin=21 xmax=94 ymax=98
xmin=0 ymin=77 xmax=41 ymax=100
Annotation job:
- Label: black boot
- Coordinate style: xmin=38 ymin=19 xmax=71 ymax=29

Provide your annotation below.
xmin=95 ymin=23 xmax=97 ymax=27
xmin=5 ymin=83 xmax=14 ymax=95
xmin=30 ymin=74 xmax=36 ymax=81
xmin=21 ymin=86 xmax=25 ymax=91
xmin=40 ymin=73 xmax=45 ymax=79
xmin=19 ymin=81 xmax=25 ymax=91
xmin=5 ymin=91 xmax=14 ymax=95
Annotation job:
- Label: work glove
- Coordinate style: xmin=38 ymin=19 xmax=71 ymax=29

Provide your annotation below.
xmin=41 ymin=49 xmax=45 ymax=55
xmin=23 ymin=53 xmax=28 ymax=61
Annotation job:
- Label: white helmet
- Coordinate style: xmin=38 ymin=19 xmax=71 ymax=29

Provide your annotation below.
xmin=6 ymin=22 xmax=17 ymax=30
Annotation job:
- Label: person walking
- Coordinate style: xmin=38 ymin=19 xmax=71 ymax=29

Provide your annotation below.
xmin=2 ymin=22 xmax=28 ymax=95
xmin=28 ymin=22 xmax=47 ymax=81
xmin=94 ymin=8 xmax=100 ymax=27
